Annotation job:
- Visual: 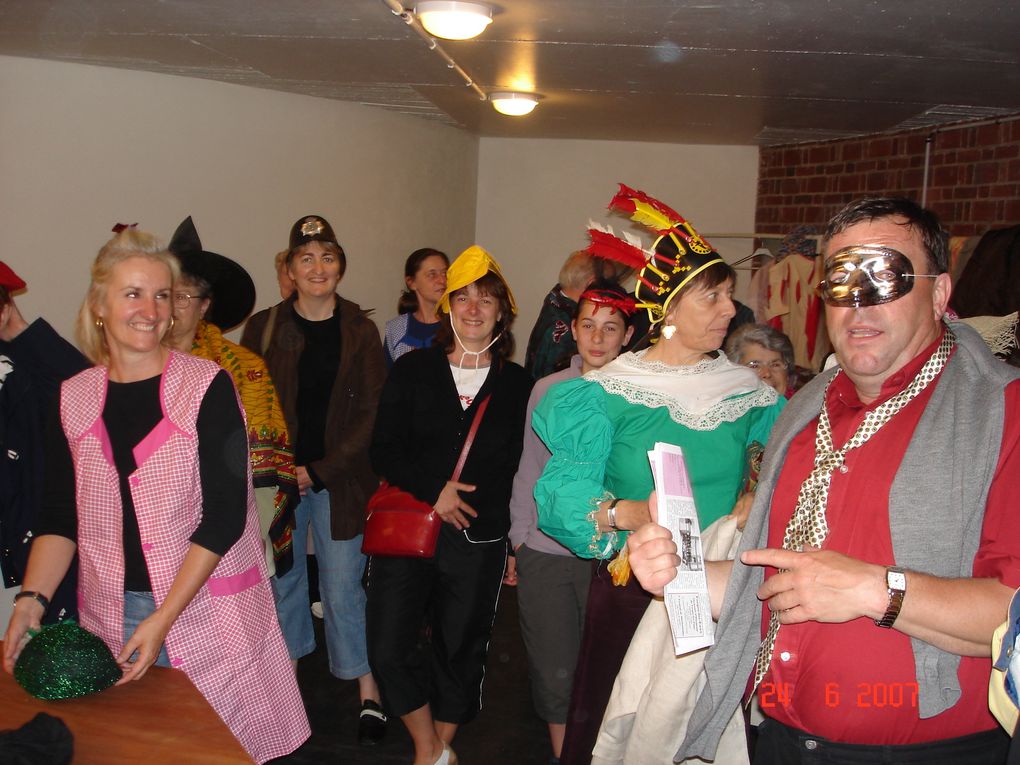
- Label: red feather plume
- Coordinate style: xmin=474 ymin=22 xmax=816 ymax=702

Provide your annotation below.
xmin=585 ymin=229 xmax=649 ymax=271
xmin=608 ymin=183 xmax=687 ymax=227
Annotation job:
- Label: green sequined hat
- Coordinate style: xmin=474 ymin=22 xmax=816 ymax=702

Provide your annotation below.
xmin=14 ymin=621 xmax=121 ymax=700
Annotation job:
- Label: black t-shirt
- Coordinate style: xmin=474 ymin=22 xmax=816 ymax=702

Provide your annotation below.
xmin=40 ymin=370 xmax=248 ymax=591
xmin=292 ymin=303 xmax=342 ymax=466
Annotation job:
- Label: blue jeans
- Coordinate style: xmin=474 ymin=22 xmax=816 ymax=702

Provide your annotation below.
xmin=122 ymin=590 xmax=171 ymax=667
xmin=271 ymin=488 xmax=370 ymax=679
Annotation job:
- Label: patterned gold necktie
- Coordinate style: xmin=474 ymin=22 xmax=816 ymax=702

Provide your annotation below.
xmin=751 ymin=329 xmax=955 ymax=692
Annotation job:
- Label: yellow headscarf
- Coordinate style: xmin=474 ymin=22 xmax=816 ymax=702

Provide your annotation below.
xmin=437 ymin=245 xmax=518 ymax=315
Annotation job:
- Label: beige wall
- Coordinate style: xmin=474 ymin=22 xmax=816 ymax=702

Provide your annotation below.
xmin=474 ymin=137 xmax=761 ymax=361
xmin=1 ymin=57 xmax=761 ymax=360
xmin=0 ymin=55 xmax=479 ymax=343
xmin=0 ymin=54 xmax=480 ymax=617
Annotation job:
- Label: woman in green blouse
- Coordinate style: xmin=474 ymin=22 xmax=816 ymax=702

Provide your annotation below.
xmin=531 ymin=185 xmax=785 ymax=764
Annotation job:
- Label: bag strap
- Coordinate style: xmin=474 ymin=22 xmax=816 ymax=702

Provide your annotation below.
xmin=260 ymin=304 xmax=279 ymax=356
xmin=450 ymin=395 xmax=491 ymax=483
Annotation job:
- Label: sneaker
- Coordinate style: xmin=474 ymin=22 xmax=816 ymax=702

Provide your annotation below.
xmin=357 ymin=699 xmax=388 ymax=745
xmin=310 ymin=601 xmax=323 ymax=619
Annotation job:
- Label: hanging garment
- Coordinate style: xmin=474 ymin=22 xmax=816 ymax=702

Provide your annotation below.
xmin=746 ymin=248 xmax=774 ymax=322
xmin=766 ymin=254 xmax=830 ymax=371
xmin=950 ymin=225 xmax=1020 ymax=318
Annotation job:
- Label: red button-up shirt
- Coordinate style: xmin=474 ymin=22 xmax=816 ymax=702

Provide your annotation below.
xmin=759 ymin=332 xmax=1020 ymax=743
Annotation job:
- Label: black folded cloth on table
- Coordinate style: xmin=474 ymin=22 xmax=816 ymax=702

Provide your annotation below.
xmin=0 ymin=713 xmax=73 ymax=765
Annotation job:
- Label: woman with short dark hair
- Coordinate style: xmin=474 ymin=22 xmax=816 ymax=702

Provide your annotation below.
xmin=533 ymin=186 xmax=785 ymax=764
xmin=367 ymin=246 xmax=531 ymax=765
xmin=241 ymin=214 xmax=388 ymax=745
xmin=509 ymin=279 xmax=637 ymax=761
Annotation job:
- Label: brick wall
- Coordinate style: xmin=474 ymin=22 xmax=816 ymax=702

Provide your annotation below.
xmin=756 ymin=115 xmax=1020 ymax=236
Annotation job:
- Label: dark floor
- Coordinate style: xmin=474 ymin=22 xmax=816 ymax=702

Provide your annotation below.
xmin=269 ymin=584 xmax=551 ymax=765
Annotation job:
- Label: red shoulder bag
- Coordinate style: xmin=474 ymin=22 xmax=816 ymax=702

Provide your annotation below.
xmin=362 ymin=396 xmax=491 ymax=557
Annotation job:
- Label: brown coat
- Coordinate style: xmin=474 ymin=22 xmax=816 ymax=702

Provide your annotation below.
xmin=241 ymin=295 xmax=385 ymax=540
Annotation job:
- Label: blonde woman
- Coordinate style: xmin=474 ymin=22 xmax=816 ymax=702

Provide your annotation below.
xmin=3 ymin=227 xmax=308 ymax=763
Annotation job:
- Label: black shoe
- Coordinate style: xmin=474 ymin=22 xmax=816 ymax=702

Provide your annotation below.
xmin=358 ymin=700 xmax=388 ymax=746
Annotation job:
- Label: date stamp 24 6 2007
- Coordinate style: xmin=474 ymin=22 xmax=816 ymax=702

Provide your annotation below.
xmin=759 ymin=681 xmax=920 ymax=710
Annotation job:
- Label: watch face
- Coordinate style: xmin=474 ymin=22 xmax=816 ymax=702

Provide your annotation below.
xmin=887 ymin=570 xmax=906 ymax=591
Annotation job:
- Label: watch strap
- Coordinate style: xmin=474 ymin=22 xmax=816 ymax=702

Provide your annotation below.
xmin=13 ymin=590 xmax=50 ymax=613
xmin=875 ymin=566 xmax=905 ymax=628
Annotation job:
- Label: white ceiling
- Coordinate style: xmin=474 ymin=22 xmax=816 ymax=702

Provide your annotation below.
xmin=2 ymin=0 xmax=1019 ymax=145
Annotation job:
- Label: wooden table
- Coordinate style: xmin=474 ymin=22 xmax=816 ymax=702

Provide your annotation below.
xmin=0 ymin=642 xmax=254 ymax=764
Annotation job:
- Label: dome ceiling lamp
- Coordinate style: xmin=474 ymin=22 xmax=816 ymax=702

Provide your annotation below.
xmin=414 ymin=1 xmax=493 ymax=40
xmin=383 ymin=1 xmax=544 ymax=118
xmin=489 ymin=91 xmax=542 ymax=117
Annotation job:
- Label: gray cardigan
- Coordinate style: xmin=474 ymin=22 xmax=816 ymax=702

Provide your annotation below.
xmin=508 ymin=355 xmax=582 ymax=555
xmin=678 ymin=322 xmax=1020 ymax=761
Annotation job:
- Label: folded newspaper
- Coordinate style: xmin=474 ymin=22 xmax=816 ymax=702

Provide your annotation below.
xmin=647 ymin=442 xmax=714 ymax=656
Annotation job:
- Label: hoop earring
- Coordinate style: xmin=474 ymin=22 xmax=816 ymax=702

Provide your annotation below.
xmin=661 ymin=324 xmax=677 ymax=340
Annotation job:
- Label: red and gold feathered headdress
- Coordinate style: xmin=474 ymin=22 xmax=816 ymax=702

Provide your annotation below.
xmin=584 ymin=184 xmax=723 ymax=325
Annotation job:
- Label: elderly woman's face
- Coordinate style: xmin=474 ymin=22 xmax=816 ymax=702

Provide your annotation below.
xmin=740 ymin=341 xmax=789 ymax=394
xmin=664 ymin=277 xmax=736 ymax=357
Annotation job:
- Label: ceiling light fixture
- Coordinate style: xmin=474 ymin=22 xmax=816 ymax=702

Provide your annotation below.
xmin=415 ymin=1 xmax=493 ymax=40
xmin=382 ymin=0 xmax=486 ymax=101
xmin=489 ymin=91 xmax=541 ymax=117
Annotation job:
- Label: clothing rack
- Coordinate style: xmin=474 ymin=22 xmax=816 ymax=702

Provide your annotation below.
xmin=703 ymin=232 xmax=790 ymax=239
xmin=706 ymin=233 xmax=824 ymax=269
xmin=730 ymin=248 xmax=772 ymax=269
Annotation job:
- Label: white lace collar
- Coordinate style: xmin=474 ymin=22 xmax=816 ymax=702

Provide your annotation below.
xmin=585 ymin=349 xmax=778 ymax=431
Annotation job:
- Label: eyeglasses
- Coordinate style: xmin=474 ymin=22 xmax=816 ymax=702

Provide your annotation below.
xmin=745 ymin=359 xmax=787 ymax=373
xmin=173 ymin=292 xmax=207 ymax=308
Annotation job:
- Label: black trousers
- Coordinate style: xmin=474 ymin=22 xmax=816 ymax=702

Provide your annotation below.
xmin=365 ymin=524 xmax=506 ymax=723
xmin=754 ymin=718 xmax=1009 ymax=765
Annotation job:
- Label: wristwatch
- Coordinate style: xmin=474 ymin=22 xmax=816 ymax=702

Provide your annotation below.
xmin=874 ymin=566 xmax=906 ymax=628
xmin=606 ymin=498 xmax=622 ymax=531
xmin=13 ymin=590 xmax=50 ymax=614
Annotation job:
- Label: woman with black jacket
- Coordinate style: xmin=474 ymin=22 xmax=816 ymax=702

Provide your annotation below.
xmin=240 ymin=215 xmax=388 ymax=744
xmin=367 ymin=246 xmax=531 ymax=765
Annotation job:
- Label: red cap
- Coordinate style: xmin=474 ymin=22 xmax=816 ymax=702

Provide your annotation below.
xmin=0 ymin=262 xmax=26 ymax=291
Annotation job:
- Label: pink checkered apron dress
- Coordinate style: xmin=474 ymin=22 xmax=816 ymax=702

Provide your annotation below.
xmin=61 ymin=351 xmax=309 ymax=763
